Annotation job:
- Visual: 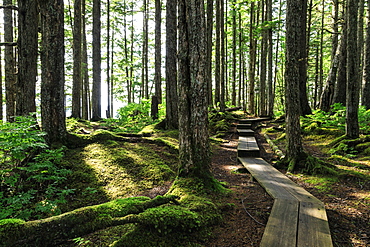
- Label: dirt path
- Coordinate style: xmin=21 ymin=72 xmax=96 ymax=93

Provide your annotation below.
xmin=206 ymin=127 xmax=274 ymax=246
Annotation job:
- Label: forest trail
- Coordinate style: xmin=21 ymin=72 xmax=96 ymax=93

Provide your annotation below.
xmin=237 ymin=118 xmax=333 ymax=247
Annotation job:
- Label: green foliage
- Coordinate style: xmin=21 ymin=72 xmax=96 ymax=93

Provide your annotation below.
xmin=117 ymin=100 xmax=165 ymax=133
xmin=0 ymin=116 xmax=47 ymax=168
xmin=0 ymin=117 xmax=73 ymax=220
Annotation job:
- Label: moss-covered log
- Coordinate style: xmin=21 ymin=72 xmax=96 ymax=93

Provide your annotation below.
xmin=0 ymin=195 xmax=179 ymax=246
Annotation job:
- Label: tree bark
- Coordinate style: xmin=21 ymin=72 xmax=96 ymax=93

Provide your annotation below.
xmin=178 ymin=0 xmax=212 ymax=181
xmin=214 ymin=0 xmax=221 ymax=107
xmin=346 ymin=0 xmax=360 ymax=139
xmin=154 ymin=0 xmax=162 ymax=105
xmin=91 ymin=0 xmax=102 ymax=121
xmin=298 ymin=0 xmax=312 ymax=116
xmin=259 ymin=0 xmax=267 ymax=116
xmin=231 ymin=1 xmax=237 ymax=106
xmin=81 ymin=0 xmax=90 ymax=120
xmin=16 ymin=0 xmax=38 ymax=117
xmin=165 ymin=0 xmax=178 ymax=129
xmin=4 ymin=0 xmax=16 ymax=122
xmin=39 ymin=0 xmax=67 ymax=145
xmin=206 ymin=0 xmax=213 ymax=105
xmin=285 ymin=0 xmax=305 ymax=161
xmin=72 ymin=0 xmax=82 ymax=118
xmin=248 ymin=2 xmax=256 ymax=115
xmin=363 ymin=0 xmax=370 ymax=109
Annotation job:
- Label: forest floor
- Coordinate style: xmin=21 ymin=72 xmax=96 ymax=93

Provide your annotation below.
xmin=206 ymin=122 xmax=369 ymax=247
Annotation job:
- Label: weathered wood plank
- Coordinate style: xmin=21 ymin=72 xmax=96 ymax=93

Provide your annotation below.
xmin=237 ymin=123 xmax=252 ymax=129
xmin=260 ymin=199 xmax=299 ymax=247
xmin=237 ymin=129 xmax=255 ymax=137
xmin=238 ymin=157 xmax=297 ymax=200
xmin=297 ymin=201 xmax=333 ymax=247
xmin=237 ymin=137 xmax=260 ymax=157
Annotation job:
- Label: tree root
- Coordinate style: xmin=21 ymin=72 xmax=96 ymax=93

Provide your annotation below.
xmin=0 ymin=195 xmax=179 ymax=247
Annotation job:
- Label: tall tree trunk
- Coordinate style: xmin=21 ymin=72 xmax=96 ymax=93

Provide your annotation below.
xmin=178 ymin=0 xmax=212 ymax=181
xmin=298 ymin=0 xmax=312 ymax=116
xmin=267 ymin=0 xmax=273 ymax=116
xmin=206 ymin=0 xmax=213 ymax=105
xmin=152 ymin=0 xmax=162 ymax=120
xmin=142 ymin=0 xmax=149 ymax=100
xmin=91 ymin=0 xmax=102 ymax=121
xmin=319 ymin=0 xmax=339 ymax=112
xmin=363 ymin=0 xmax=370 ymax=109
xmin=231 ymin=1 xmax=237 ymax=107
xmin=317 ymin=0 xmax=325 ymax=109
xmin=39 ymin=0 xmax=67 ymax=144
xmin=285 ymin=0 xmax=305 ymax=162
xmin=346 ymin=0 xmax=360 ymax=139
xmin=220 ymin=0 xmax=225 ymax=111
xmin=106 ymin=0 xmax=111 ymax=118
xmin=17 ymin=0 xmax=38 ymax=116
xmin=333 ymin=15 xmax=347 ymax=105
xmin=165 ymin=0 xmax=178 ymax=129
xmin=72 ymin=0 xmax=82 ymax=118
xmin=259 ymin=0 xmax=267 ymax=116
xmin=214 ymin=0 xmax=221 ymax=106
xmin=358 ymin=0 xmax=365 ymax=97
xmin=248 ymin=2 xmax=256 ymax=115
xmin=81 ymin=0 xmax=90 ymax=120
xmin=4 ymin=0 xmax=16 ymax=122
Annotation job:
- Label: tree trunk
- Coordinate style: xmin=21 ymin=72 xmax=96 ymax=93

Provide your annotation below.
xmin=178 ymin=0 xmax=212 ymax=181
xmin=152 ymin=0 xmax=162 ymax=119
xmin=72 ymin=0 xmax=82 ymax=119
xmin=16 ymin=0 xmax=38 ymax=117
xmin=248 ymin=2 xmax=256 ymax=115
xmin=220 ymin=0 xmax=225 ymax=111
xmin=206 ymin=0 xmax=213 ymax=105
xmin=285 ymin=0 xmax=305 ymax=161
xmin=363 ymin=0 xmax=370 ymax=109
xmin=298 ymin=0 xmax=312 ymax=116
xmin=81 ymin=0 xmax=90 ymax=120
xmin=39 ymin=0 xmax=67 ymax=145
xmin=259 ymin=0 xmax=267 ymax=116
xmin=267 ymin=0 xmax=273 ymax=116
xmin=165 ymin=0 xmax=178 ymax=129
xmin=106 ymin=0 xmax=111 ymax=118
xmin=319 ymin=0 xmax=339 ymax=112
xmin=4 ymin=0 xmax=16 ymax=122
xmin=142 ymin=0 xmax=149 ymax=100
xmin=214 ymin=0 xmax=221 ymax=107
xmin=91 ymin=0 xmax=102 ymax=121
xmin=333 ymin=15 xmax=347 ymax=105
xmin=231 ymin=1 xmax=237 ymax=106
xmin=346 ymin=0 xmax=360 ymax=139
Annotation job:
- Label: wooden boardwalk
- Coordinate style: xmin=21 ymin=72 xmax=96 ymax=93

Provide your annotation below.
xmin=237 ymin=119 xmax=333 ymax=247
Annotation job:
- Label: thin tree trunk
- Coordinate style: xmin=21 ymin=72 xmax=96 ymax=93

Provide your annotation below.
xmin=220 ymin=0 xmax=225 ymax=111
xmin=206 ymin=0 xmax=213 ymax=105
xmin=72 ymin=0 xmax=82 ymax=118
xmin=346 ymin=0 xmax=360 ymax=139
xmin=106 ymin=0 xmax=111 ymax=118
xmin=267 ymin=0 xmax=273 ymax=116
xmin=17 ymin=0 xmax=38 ymax=116
xmin=259 ymin=0 xmax=267 ymax=116
xmin=152 ymin=0 xmax=162 ymax=120
xmin=165 ymin=0 xmax=178 ymax=129
xmin=4 ymin=0 xmax=16 ymax=122
xmin=248 ymin=2 xmax=256 ymax=115
xmin=231 ymin=1 xmax=237 ymax=106
xmin=363 ymin=0 xmax=370 ymax=109
xmin=91 ymin=0 xmax=102 ymax=121
xmin=215 ymin=0 xmax=221 ymax=106
xmin=81 ymin=0 xmax=90 ymax=120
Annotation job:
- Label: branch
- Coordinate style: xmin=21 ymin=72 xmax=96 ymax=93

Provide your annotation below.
xmin=0 ymin=5 xmax=18 ymax=11
xmin=0 ymin=42 xmax=17 ymax=46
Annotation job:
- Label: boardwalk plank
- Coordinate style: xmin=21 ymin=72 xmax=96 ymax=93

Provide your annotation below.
xmin=260 ymin=199 xmax=299 ymax=247
xmin=297 ymin=201 xmax=333 ymax=247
